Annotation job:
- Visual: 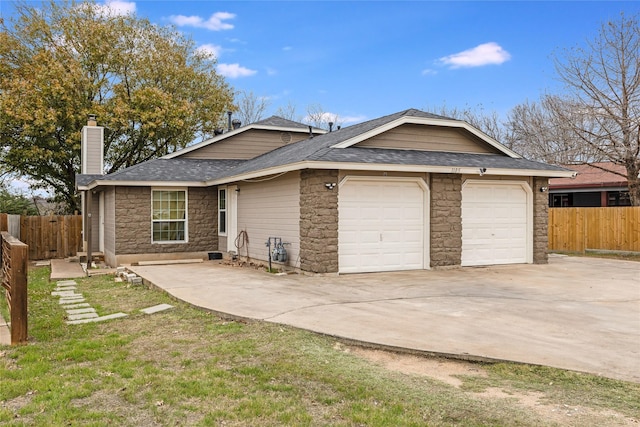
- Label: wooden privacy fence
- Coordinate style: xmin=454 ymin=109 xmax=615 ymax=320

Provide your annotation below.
xmin=0 ymin=214 xmax=83 ymax=260
xmin=549 ymin=207 xmax=640 ymax=253
xmin=1 ymin=231 xmax=28 ymax=345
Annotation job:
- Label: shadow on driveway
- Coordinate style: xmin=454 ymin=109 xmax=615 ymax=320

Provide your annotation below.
xmin=129 ymin=255 xmax=640 ymax=383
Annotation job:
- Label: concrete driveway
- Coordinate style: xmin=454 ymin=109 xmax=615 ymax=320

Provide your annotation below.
xmin=128 ymin=255 xmax=640 ymax=383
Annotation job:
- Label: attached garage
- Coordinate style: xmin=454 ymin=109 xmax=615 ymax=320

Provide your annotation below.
xmin=461 ymin=180 xmax=532 ymax=266
xmin=338 ymin=177 xmax=429 ymax=273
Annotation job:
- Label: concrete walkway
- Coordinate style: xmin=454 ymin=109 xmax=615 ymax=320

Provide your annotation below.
xmin=128 ymin=255 xmax=640 ymax=383
xmin=50 ymin=259 xmax=86 ymax=280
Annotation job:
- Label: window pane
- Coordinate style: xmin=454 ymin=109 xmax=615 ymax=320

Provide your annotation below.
xmin=219 ymin=189 xmax=226 ymax=209
xmin=153 ymin=190 xmax=186 ymax=221
xmin=153 ymin=221 xmax=185 ymax=242
xmin=219 ymin=211 xmax=226 ymax=233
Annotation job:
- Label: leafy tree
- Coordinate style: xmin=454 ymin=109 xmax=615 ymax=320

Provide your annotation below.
xmin=0 ymin=0 xmax=234 ymax=212
xmin=0 ymin=183 xmax=39 ymax=215
xmin=551 ymin=13 xmax=640 ymax=205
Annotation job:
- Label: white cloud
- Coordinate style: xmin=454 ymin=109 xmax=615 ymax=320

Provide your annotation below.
xmin=196 ymin=44 xmax=223 ymax=58
xmin=439 ymin=42 xmax=511 ymax=68
xmin=421 ymin=68 xmax=437 ymax=76
xmin=266 ymin=67 xmax=278 ymax=76
xmin=341 ymin=114 xmax=367 ymax=124
xmin=217 ymin=63 xmax=257 ymax=78
xmin=282 ymin=46 xmax=293 ymax=51
xmin=95 ymin=0 xmax=136 ymax=16
xmin=169 ymin=12 xmax=235 ymax=31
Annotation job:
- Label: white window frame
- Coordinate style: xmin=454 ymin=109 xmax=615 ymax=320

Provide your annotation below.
xmin=218 ymin=187 xmax=227 ymax=236
xmin=151 ymin=188 xmax=188 ymax=244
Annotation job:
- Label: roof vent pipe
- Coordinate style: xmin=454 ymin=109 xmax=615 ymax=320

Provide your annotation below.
xmin=308 ymin=126 xmax=313 ymax=138
xmin=328 ymin=122 xmax=333 ymax=132
xmin=232 ymin=119 xmax=241 ymax=130
xmin=337 ymin=125 xmax=341 ymax=130
xmin=227 ymin=111 xmax=232 ymax=132
xmin=87 ymin=114 xmax=97 ymax=126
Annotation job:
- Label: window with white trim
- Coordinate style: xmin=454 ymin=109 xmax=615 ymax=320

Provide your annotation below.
xmin=218 ymin=188 xmax=227 ymax=235
xmin=152 ymin=189 xmax=187 ymax=243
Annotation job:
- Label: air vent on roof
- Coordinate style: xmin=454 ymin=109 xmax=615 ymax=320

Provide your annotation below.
xmin=280 ymin=132 xmax=292 ymax=144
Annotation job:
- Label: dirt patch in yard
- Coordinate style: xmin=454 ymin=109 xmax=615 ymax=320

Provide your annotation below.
xmin=348 ymin=346 xmax=639 ymax=427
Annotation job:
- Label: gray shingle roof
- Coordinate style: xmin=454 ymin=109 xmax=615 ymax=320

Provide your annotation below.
xmin=77 ymin=159 xmax=244 ymax=185
xmin=77 ymin=108 xmax=570 ymax=188
xmin=252 ymin=115 xmax=318 ymax=130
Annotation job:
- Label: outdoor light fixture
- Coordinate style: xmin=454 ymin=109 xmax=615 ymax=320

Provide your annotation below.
xmin=325 ymin=182 xmax=337 ymax=190
xmin=479 ymin=167 xmax=487 ymax=176
xmin=540 ymin=186 xmax=549 ymax=193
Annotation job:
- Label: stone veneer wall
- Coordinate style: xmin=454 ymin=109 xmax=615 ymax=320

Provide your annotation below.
xmin=430 ymin=174 xmax=462 ymax=267
xmin=115 ymin=186 xmax=217 ymax=254
xmin=299 ymin=169 xmax=339 ymax=273
xmin=533 ymin=177 xmax=549 ymax=264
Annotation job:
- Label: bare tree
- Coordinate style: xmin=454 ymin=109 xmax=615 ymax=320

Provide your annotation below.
xmin=235 ymin=90 xmax=270 ymax=125
xmin=552 ymin=13 xmax=640 ymax=205
xmin=304 ymin=103 xmax=342 ymax=130
xmin=426 ymin=103 xmax=506 ymax=142
xmin=504 ymin=95 xmax=605 ymax=163
xmin=274 ymin=100 xmax=300 ymax=122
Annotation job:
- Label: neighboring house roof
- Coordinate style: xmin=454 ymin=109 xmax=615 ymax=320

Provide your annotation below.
xmin=163 ymin=115 xmax=325 ymax=160
xmin=77 ymin=108 xmax=575 ymax=190
xmin=549 ymin=162 xmax=628 ymax=190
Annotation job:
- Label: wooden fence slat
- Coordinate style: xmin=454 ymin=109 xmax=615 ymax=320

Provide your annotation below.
xmin=549 ymin=207 xmax=640 ymax=252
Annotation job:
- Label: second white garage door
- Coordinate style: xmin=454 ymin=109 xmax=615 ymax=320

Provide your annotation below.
xmin=339 ymin=177 xmax=427 ymax=273
xmin=461 ymin=181 xmax=531 ymax=266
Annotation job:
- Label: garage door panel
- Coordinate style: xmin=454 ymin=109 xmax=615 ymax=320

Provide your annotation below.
xmin=339 ymin=179 xmax=426 ymax=273
xmin=462 ymin=182 xmax=530 ymax=266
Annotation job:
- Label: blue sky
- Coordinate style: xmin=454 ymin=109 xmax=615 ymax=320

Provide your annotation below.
xmin=2 ymin=0 xmax=638 ymax=125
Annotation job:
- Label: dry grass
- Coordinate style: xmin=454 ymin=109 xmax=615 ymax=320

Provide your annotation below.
xmin=0 ymin=266 xmax=638 ymax=426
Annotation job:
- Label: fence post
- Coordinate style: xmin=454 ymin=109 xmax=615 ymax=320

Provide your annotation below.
xmin=10 ymin=243 xmax=28 ymax=345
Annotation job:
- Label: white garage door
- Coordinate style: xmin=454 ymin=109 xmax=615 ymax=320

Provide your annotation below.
xmin=339 ymin=178 xmax=427 ymax=273
xmin=462 ymin=181 xmax=531 ymax=266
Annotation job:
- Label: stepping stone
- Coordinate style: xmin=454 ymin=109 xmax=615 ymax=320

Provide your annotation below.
xmin=66 ymin=308 xmax=97 ymax=315
xmin=56 ymin=280 xmax=77 ymax=286
xmin=62 ymin=303 xmax=91 ymax=309
xmin=140 ymin=304 xmax=174 ymax=314
xmin=35 ymin=261 xmax=50 ymax=267
xmin=52 ymin=290 xmax=77 ymax=297
xmin=54 ymin=286 xmax=77 ymax=292
xmin=60 ymin=297 xmax=85 ymax=305
xmin=66 ymin=313 xmax=127 ymax=325
xmin=68 ymin=312 xmax=99 ymax=321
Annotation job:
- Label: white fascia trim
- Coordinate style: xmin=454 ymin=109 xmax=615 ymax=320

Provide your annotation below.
xmin=79 ymin=180 xmax=207 ymax=191
xmin=206 ymin=161 xmax=577 ymax=186
xmin=330 ymin=116 xmax=523 ymax=159
xmin=163 ymin=125 xmax=327 ymax=160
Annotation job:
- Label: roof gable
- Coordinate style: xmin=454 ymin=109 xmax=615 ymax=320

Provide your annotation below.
xmin=329 ymin=110 xmax=521 ymax=158
xmin=164 ymin=116 xmax=325 ymax=160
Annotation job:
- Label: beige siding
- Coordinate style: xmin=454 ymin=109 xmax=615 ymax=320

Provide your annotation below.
xmin=82 ymin=126 xmax=103 ymax=174
xmin=356 ymin=124 xmax=502 ymax=154
xmin=103 ymin=188 xmax=116 ymax=266
xmin=235 ymin=171 xmax=301 ymax=268
xmin=181 ymin=129 xmax=311 ymax=160
xmin=90 ymin=195 xmax=100 ymax=252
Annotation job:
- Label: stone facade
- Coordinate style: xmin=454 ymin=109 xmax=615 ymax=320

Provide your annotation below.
xmin=115 ymin=186 xmax=217 ymax=254
xmin=533 ymin=177 xmax=549 ymax=264
xmin=299 ymin=169 xmax=339 ymax=273
xmin=430 ymin=174 xmax=462 ymax=267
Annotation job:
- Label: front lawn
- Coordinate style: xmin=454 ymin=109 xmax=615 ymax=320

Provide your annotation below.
xmin=1 ymin=266 xmax=638 ymax=426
